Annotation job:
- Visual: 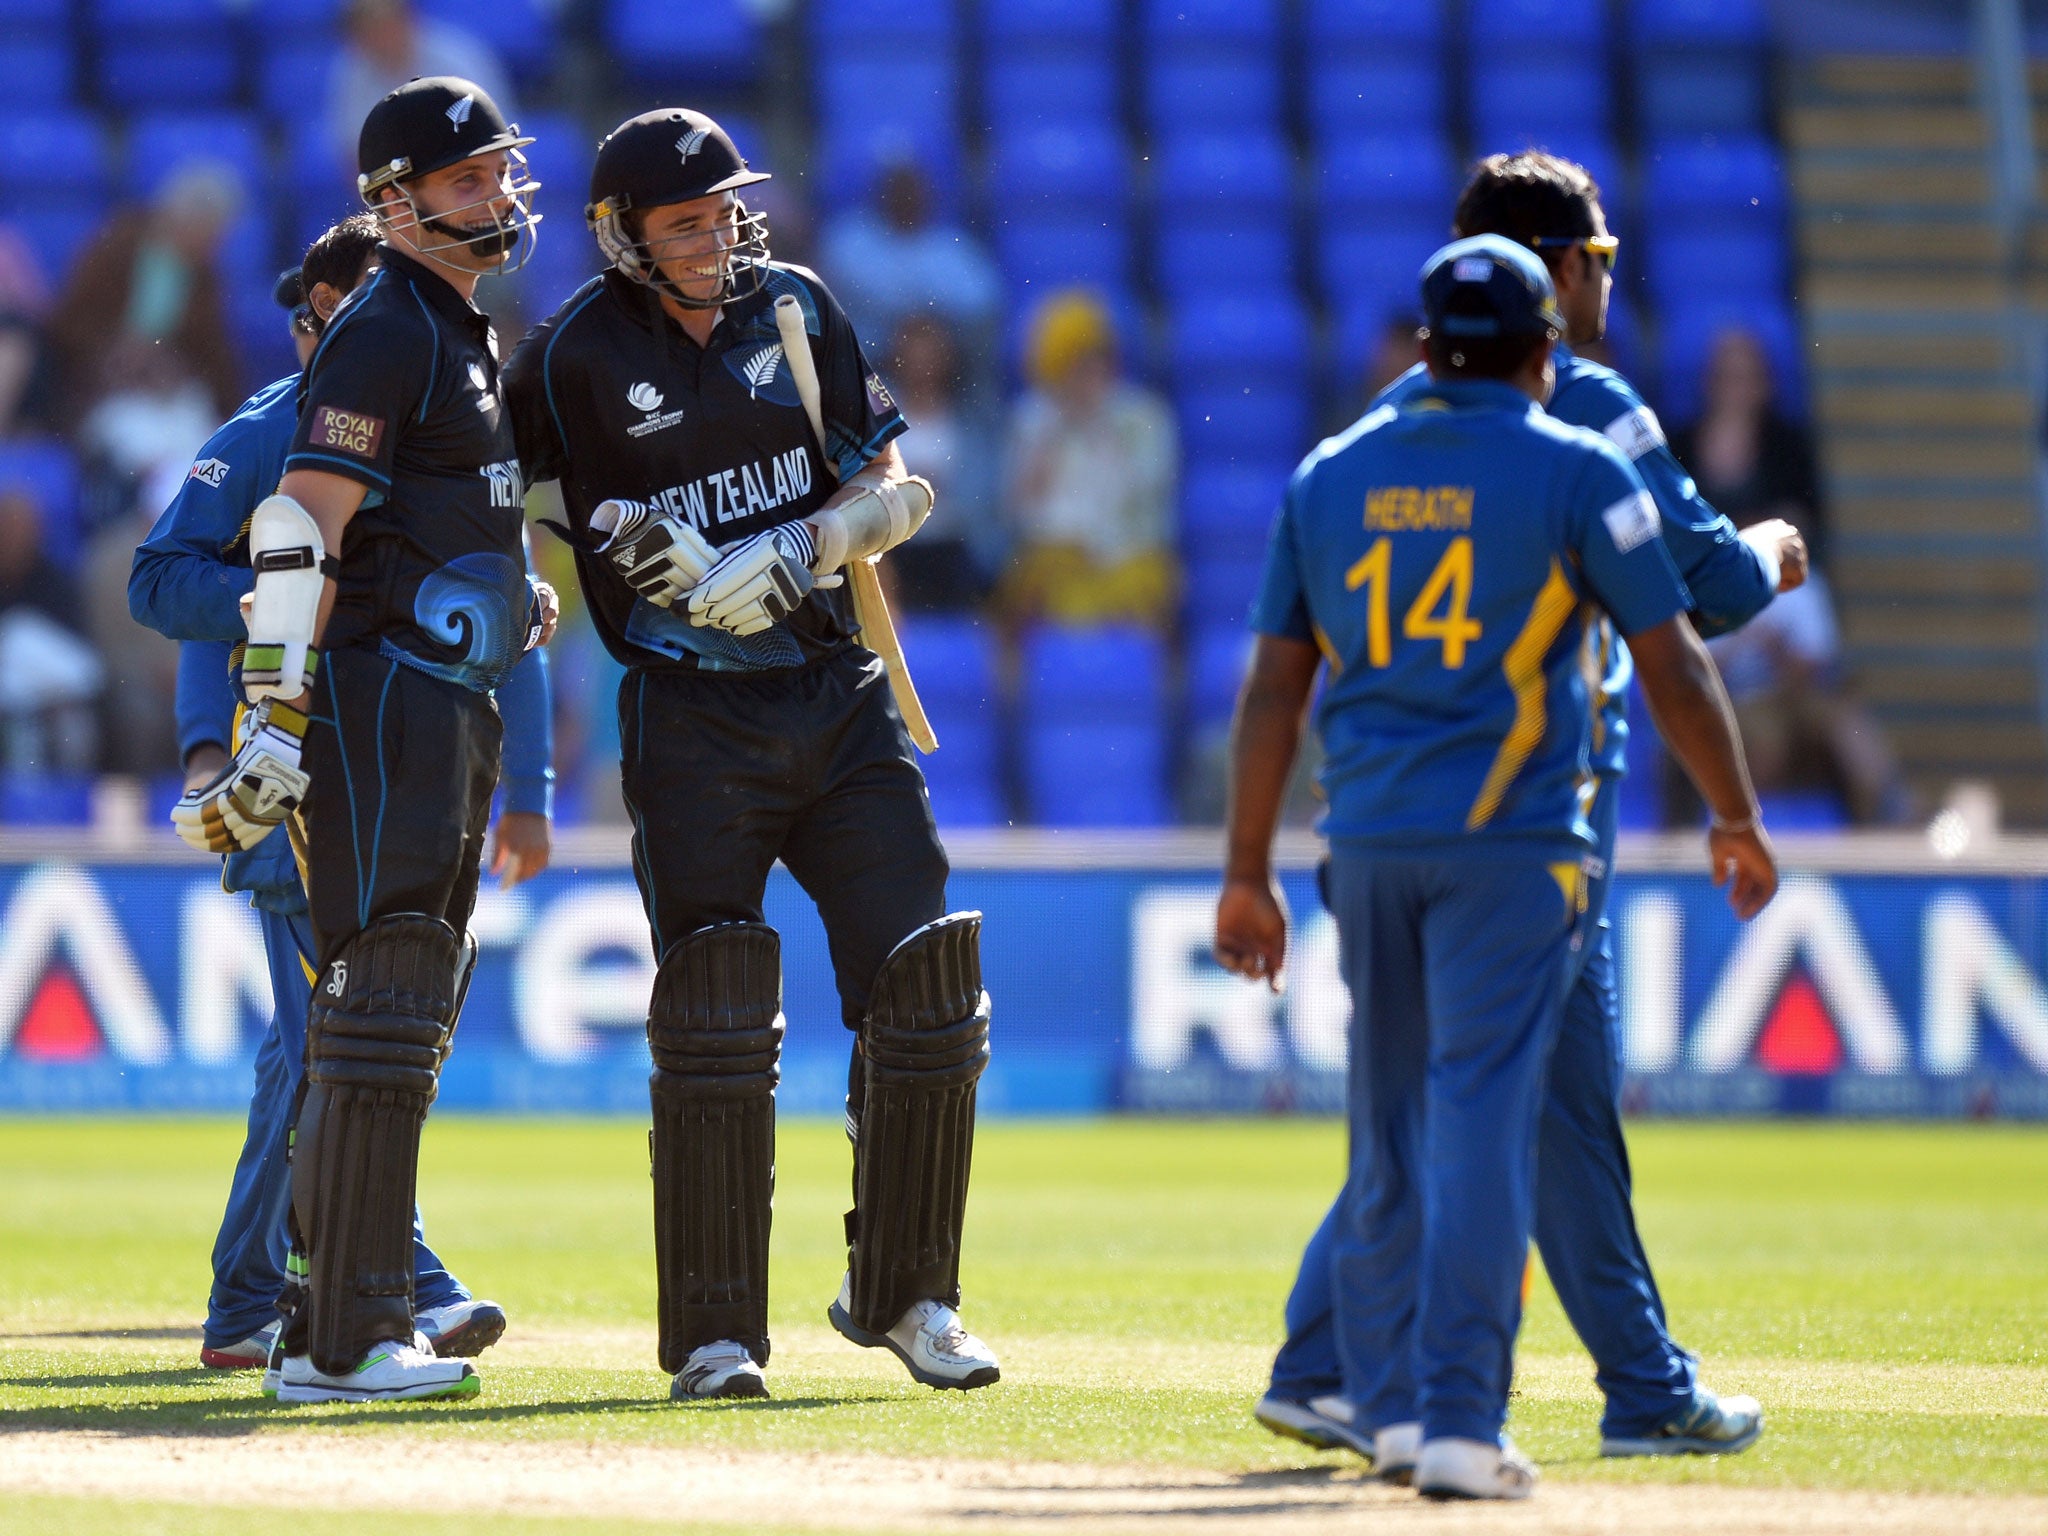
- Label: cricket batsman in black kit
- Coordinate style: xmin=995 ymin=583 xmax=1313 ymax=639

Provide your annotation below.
xmin=503 ymin=109 xmax=998 ymax=1401
xmin=173 ymin=75 xmax=552 ymax=1403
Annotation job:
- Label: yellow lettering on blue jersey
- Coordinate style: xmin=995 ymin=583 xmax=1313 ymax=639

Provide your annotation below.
xmin=1363 ymin=485 xmax=1475 ymax=533
xmin=1467 ymin=559 xmax=1580 ymax=830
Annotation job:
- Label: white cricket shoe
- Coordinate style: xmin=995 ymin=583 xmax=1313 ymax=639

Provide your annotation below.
xmin=670 ymin=1339 xmax=768 ymax=1400
xmin=200 ymin=1319 xmax=278 ymax=1371
xmin=1253 ymin=1393 xmax=1373 ymax=1459
xmin=274 ymin=1338 xmax=479 ymax=1404
xmin=416 ymin=1297 xmax=508 ymax=1358
xmin=1374 ymin=1420 xmax=1423 ymax=1483
xmin=1415 ymin=1435 xmax=1538 ymax=1501
xmin=1601 ymin=1388 xmax=1765 ymax=1457
xmin=828 ymin=1274 xmax=1000 ymax=1390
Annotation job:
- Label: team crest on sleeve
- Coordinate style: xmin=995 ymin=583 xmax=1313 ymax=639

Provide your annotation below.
xmin=311 ymin=406 xmax=385 ymax=459
xmin=865 ymin=372 xmax=896 ymax=415
xmin=1603 ymin=405 xmax=1667 ymax=461
xmin=1601 ymin=489 xmax=1660 ymax=553
xmin=188 ymin=458 xmax=231 ymax=487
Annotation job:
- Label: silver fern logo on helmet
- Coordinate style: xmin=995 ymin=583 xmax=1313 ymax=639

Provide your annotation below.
xmin=627 ymin=382 xmax=663 ymax=412
xmin=675 ymin=128 xmax=709 ymax=162
xmin=446 ymin=95 xmax=475 ymax=129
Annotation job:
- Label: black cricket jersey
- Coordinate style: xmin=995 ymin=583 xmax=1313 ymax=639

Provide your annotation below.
xmin=503 ymin=262 xmax=906 ymax=673
xmin=284 ymin=244 xmax=530 ymax=694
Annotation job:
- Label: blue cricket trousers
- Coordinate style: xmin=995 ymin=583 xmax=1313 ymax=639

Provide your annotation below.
xmin=1268 ymin=777 xmax=1699 ymax=1437
xmin=202 ymin=903 xmax=466 ymax=1348
xmin=1322 ymin=847 xmax=1576 ymax=1445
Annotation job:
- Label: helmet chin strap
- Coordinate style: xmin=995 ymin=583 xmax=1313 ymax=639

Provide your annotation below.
xmin=420 ymin=214 xmax=521 ymax=259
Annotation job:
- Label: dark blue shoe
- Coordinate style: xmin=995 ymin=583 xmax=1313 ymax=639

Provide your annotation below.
xmin=1602 ymin=1387 xmax=1764 ymax=1457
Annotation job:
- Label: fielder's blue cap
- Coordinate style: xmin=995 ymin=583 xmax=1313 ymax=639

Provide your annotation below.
xmin=1419 ymin=234 xmax=1563 ymax=340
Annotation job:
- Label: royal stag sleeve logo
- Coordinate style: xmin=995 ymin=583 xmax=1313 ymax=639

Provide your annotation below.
xmin=310 ymin=406 xmax=385 ymax=460
xmin=188 ymin=457 xmax=231 ymax=487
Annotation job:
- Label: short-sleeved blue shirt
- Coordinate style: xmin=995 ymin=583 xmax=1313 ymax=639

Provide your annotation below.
xmin=1252 ymin=376 xmax=1690 ymax=855
xmin=1377 ymin=345 xmax=1774 ymax=778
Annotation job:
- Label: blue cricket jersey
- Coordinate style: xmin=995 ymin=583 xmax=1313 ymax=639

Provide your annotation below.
xmin=130 ymin=374 xmax=556 ymax=909
xmin=1252 ymin=377 xmax=1690 ymax=855
xmin=1377 ymin=345 xmax=1774 ymax=779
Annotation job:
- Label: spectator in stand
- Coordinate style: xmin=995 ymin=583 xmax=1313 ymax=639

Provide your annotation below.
xmin=1670 ymin=326 xmax=1829 ymax=566
xmin=887 ymin=314 xmax=1001 ymax=611
xmin=0 ymin=226 xmax=55 ymax=439
xmin=0 ymin=487 xmax=100 ymax=771
xmin=82 ymin=460 xmax=181 ymax=777
xmin=999 ymin=290 xmax=1178 ymax=631
xmin=328 ymin=0 xmax=515 ymax=181
xmin=47 ymin=161 xmax=245 ymax=428
xmin=999 ymin=290 xmax=1178 ymax=632
xmin=820 ymin=158 xmax=1001 ymax=364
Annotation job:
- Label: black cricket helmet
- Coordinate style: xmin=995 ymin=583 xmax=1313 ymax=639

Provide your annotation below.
xmin=586 ymin=108 xmax=771 ymax=309
xmin=357 ymin=75 xmax=542 ymax=274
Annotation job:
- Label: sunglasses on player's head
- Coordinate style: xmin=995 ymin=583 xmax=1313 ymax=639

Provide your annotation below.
xmin=1529 ymin=234 xmax=1620 ymax=273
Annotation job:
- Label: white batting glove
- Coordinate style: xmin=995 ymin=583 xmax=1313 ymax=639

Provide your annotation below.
xmin=687 ymin=522 xmax=817 ymax=636
xmin=591 ymin=498 xmax=717 ymax=609
xmin=171 ymin=698 xmax=311 ymax=854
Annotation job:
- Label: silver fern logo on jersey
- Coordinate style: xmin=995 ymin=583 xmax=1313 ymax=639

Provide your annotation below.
xmin=627 ymin=382 xmax=663 ymax=413
xmin=447 ymin=95 xmax=475 ymax=129
xmin=742 ymin=344 xmax=783 ymax=394
xmin=675 ymin=128 xmax=709 ymax=162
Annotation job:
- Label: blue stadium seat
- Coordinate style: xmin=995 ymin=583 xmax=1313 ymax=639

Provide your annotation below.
xmin=515 ymin=111 xmax=604 ymax=316
xmin=1630 ymin=0 xmax=1770 ymax=48
xmin=0 ymin=110 xmax=113 ymax=198
xmin=1316 ymin=133 xmax=1457 ymax=218
xmin=1151 ymin=220 xmax=1294 ymax=300
xmin=0 ymin=439 xmax=82 ymax=566
xmin=816 ymin=54 xmax=958 ymax=145
xmin=904 ymin=616 xmax=1007 ymax=826
xmin=127 ymin=113 xmax=269 ymax=202
xmin=1024 ymin=624 xmax=1167 ymax=714
xmin=1025 ymin=721 xmax=1172 ymax=826
xmin=1169 ymin=295 xmax=1311 ymax=382
xmin=1469 ymin=0 xmax=1604 ymax=48
xmin=419 ymin=0 xmax=555 ymax=83
xmin=1176 ymin=384 xmax=1311 ymax=463
xmin=1183 ymin=552 xmax=1265 ymax=632
xmin=1657 ymin=297 xmax=1804 ymax=424
xmin=1143 ymin=58 xmax=1283 ymax=135
xmin=1470 ymin=62 xmax=1610 ymax=146
xmin=93 ymin=1 xmax=240 ymax=109
xmin=259 ymin=39 xmax=339 ymax=125
xmin=1153 ymin=132 xmax=1292 ymax=208
xmin=1307 ymin=57 xmax=1448 ymax=137
xmin=606 ymin=0 xmax=760 ymax=86
xmin=1187 ymin=623 xmax=1254 ymax=730
xmin=989 ymin=123 xmax=1132 ymax=213
xmin=1140 ymin=0 xmax=1280 ymax=52
xmin=1180 ymin=462 xmax=1285 ymax=562
xmin=816 ymin=118 xmax=965 ymax=216
xmin=1316 ymin=214 xmax=1442 ymax=319
xmin=0 ymin=0 xmax=69 ymax=20
xmin=1642 ymin=134 xmax=1785 ymax=228
xmin=0 ymin=38 xmax=73 ymax=109
xmin=984 ymin=56 xmax=1119 ymax=131
xmin=0 ymin=772 xmax=95 ymax=827
xmin=246 ymin=0 xmax=341 ymax=39
xmin=922 ymin=731 xmax=1008 ymax=826
xmin=1644 ymin=228 xmax=1789 ymax=309
xmin=814 ymin=0 xmax=959 ymax=49
xmin=1306 ymin=0 xmax=1444 ymax=49
xmin=994 ymin=215 xmax=1132 ymax=296
xmin=983 ymin=0 xmax=1118 ymax=47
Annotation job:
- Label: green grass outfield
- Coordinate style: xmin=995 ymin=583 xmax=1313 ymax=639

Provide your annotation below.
xmin=1 ymin=1117 xmax=2045 ymax=1527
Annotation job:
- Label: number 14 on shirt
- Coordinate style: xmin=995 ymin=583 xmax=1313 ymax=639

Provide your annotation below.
xmin=1344 ymin=536 xmax=1484 ymax=668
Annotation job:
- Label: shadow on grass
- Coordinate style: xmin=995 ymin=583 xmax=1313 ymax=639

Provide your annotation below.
xmin=952 ymin=1466 xmax=1389 ymax=1523
xmin=0 ymin=1387 xmax=901 ymax=1439
xmin=0 ymin=1328 xmax=202 ymax=1342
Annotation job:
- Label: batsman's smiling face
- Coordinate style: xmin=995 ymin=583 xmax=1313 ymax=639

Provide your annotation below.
xmin=640 ymin=191 xmax=740 ymax=304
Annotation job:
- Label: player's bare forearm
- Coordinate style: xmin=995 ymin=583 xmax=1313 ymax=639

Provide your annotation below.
xmin=1629 ymin=616 xmax=1779 ymax=918
xmin=821 ymin=439 xmax=907 ymax=506
xmin=1223 ymin=636 xmax=1320 ymax=883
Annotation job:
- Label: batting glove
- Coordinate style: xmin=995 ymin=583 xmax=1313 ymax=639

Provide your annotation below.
xmin=687 ymin=521 xmax=817 ymax=637
xmin=171 ymin=698 xmax=311 ymax=854
xmin=591 ymin=498 xmax=717 ymax=609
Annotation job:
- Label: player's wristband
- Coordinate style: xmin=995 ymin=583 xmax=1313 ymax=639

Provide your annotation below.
xmin=1710 ymin=813 xmax=1758 ymax=835
xmin=241 ymin=644 xmax=319 ymax=686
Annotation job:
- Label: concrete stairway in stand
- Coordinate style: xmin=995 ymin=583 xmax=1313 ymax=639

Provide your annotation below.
xmin=1788 ymin=54 xmax=2048 ymax=824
